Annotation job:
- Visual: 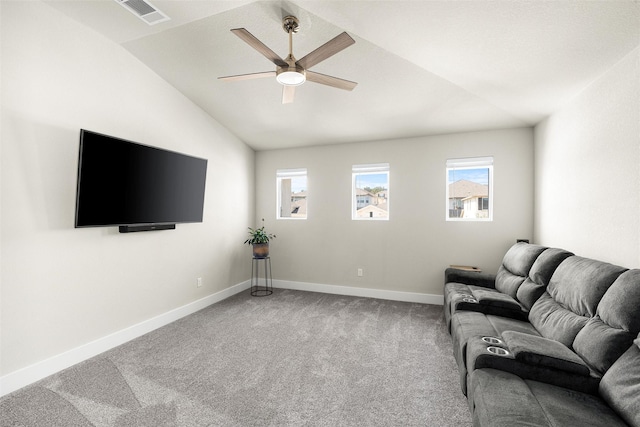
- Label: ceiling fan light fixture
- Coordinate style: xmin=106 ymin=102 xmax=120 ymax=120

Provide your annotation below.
xmin=276 ymin=67 xmax=306 ymax=86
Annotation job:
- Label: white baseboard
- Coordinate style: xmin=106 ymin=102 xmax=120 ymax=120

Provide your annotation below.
xmin=0 ymin=279 xmax=442 ymax=397
xmin=273 ymin=279 xmax=444 ymax=305
xmin=0 ymin=280 xmax=250 ymax=397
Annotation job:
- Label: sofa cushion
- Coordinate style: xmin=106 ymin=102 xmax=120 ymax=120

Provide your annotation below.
xmin=529 ymin=256 xmax=627 ymax=347
xmin=469 ymin=368 xmax=555 ymax=427
xmin=597 ymin=270 xmax=640 ymax=331
xmin=516 ymin=248 xmax=573 ymax=310
xmin=598 ymin=336 xmax=640 ymax=427
xmin=469 ymin=368 xmax=629 ymax=427
xmin=528 ymin=293 xmax=591 ymax=347
xmin=574 ymin=318 xmax=633 ymax=374
xmin=495 ymin=243 xmax=548 ymax=297
xmin=501 ymin=331 xmax=590 ymax=376
xmin=574 ymin=269 xmax=640 ymax=375
xmin=545 ymin=256 xmax=627 ymax=318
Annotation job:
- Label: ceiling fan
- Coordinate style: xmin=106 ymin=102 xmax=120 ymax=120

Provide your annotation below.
xmin=218 ymin=15 xmax=357 ymax=104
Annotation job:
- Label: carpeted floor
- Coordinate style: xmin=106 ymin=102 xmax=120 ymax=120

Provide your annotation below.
xmin=0 ymin=289 xmax=471 ymax=426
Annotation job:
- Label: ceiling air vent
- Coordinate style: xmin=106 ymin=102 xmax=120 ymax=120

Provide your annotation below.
xmin=115 ymin=0 xmax=170 ymax=26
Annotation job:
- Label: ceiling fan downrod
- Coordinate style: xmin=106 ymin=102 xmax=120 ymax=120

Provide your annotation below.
xmin=277 ymin=15 xmax=305 ymax=86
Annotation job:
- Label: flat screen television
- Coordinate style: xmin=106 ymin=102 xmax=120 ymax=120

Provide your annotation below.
xmin=75 ymin=129 xmax=207 ymax=232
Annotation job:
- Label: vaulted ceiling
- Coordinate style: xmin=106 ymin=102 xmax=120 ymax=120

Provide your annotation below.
xmin=45 ymin=1 xmax=640 ymax=150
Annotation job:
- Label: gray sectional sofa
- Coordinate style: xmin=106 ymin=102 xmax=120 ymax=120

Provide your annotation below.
xmin=444 ymin=242 xmax=640 ymax=427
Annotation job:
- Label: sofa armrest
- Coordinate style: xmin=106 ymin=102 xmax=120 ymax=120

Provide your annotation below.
xmin=472 ymin=289 xmax=523 ymax=311
xmin=502 ymin=331 xmax=590 ymax=376
xmin=445 ymin=268 xmax=496 ymax=289
xmin=465 ymin=335 xmax=599 ymax=395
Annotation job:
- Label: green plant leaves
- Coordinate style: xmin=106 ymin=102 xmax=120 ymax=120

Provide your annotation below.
xmin=243 ymin=226 xmax=276 ymax=245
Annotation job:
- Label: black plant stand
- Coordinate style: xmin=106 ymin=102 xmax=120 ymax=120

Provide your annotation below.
xmin=251 ymin=256 xmax=273 ymax=297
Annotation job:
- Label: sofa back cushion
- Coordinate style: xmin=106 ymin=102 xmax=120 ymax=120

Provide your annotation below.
xmin=528 ymin=256 xmax=627 ymax=347
xmin=495 ymin=243 xmax=548 ymax=298
xmin=516 ymin=248 xmax=574 ymax=310
xmin=573 ymin=269 xmax=640 ymax=375
xmin=599 ymin=335 xmax=640 ymax=427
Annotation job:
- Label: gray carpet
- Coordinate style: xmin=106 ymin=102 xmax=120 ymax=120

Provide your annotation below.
xmin=1 ymin=289 xmax=471 ymax=426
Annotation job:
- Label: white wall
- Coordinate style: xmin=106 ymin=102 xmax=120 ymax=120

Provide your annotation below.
xmin=1 ymin=1 xmax=254 ymax=378
xmin=256 ymin=128 xmax=534 ymax=297
xmin=534 ymin=47 xmax=640 ymax=268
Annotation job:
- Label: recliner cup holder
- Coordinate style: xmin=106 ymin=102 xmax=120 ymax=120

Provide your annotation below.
xmin=482 ymin=336 xmax=503 ymax=345
xmin=487 ymin=346 xmax=510 ymax=356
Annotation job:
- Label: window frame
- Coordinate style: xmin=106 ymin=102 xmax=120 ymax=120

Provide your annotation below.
xmin=276 ymin=168 xmax=307 ymax=220
xmin=351 ymin=163 xmax=390 ymax=221
xmin=446 ymin=157 xmax=493 ymax=222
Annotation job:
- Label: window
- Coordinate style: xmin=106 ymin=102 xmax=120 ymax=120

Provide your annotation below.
xmin=478 ymin=197 xmax=489 ymax=211
xmin=352 ymin=163 xmax=389 ymax=220
xmin=277 ymin=168 xmax=307 ymax=219
xmin=446 ymin=157 xmax=493 ymax=221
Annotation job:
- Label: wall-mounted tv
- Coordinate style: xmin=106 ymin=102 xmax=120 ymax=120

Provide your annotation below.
xmin=75 ymin=129 xmax=207 ymax=233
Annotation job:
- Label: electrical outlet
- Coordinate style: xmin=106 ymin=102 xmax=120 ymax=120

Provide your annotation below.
xmin=357 ymin=268 xmax=363 ymax=277
xmin=196 ymin=277 xmax=202 ymax=288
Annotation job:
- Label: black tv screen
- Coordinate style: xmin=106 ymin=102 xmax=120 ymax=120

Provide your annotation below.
xmin=75 ymin=129 xmax=207 ymax=230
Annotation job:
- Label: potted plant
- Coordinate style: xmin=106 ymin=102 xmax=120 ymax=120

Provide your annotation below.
xmin=244 ymin=219 xmax=276 ymax=258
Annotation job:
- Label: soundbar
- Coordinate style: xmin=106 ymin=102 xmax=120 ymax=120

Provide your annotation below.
xmin=119 ymin=224 xmax=176 ymax=233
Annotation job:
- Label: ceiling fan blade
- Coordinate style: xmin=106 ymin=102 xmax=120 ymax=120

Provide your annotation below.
xmin=296 ymin=32 xmax=355 ymax=70
xmin=231 ymin=28 xmax=288 ymax=67
xmin=218 ymin=71 xmax=276 ymax=82
xmin=306 ymin=71 xmax=357 ymax=91
xmin=282 ymin=85 xmax=296 ymax=104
